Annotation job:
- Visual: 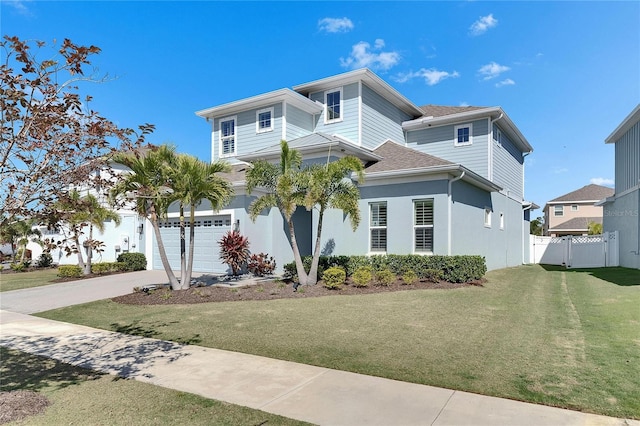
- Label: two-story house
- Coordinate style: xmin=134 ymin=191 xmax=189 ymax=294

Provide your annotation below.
xmin=601 ymin=104 xmax=640 ymax=269
xmin=150 ymin=69 xmax=534 ymax=273
xmin=543 ymin=184 xmax=614 ymax=237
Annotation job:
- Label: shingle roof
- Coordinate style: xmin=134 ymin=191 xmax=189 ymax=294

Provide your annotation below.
xmin=218 ymin=163 xmax=248 ymax=183
xmin=365 ymin=141 xmax=453 ymax=173
xmin=551 ymin=217 xmax=602 ymax=231
xmin=419 ymin=104 xmax=487 ymax=118
xmin=548 ymin=184 xmax=614 ymax=203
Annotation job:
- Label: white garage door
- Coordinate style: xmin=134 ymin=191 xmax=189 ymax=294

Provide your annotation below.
xmin=152 ymin=215 xmax=232 ymax=274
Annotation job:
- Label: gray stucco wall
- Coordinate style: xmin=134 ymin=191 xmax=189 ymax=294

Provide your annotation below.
xmin=603 ymin=189 xmax=640 ymax=269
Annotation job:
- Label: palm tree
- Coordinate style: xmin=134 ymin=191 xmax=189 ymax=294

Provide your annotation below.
xmin=0 ymin=218 xmax=42 ymax=263
xmin=302 ymin=156 xmax=364 ymax=284
xmin=56 ymin=190 xmax=122 ymax=275
xmin=111 ymin=145 xmax=180 ymax=289
xmin=172 ymin=154 xmax=233 ymax=289
xmin=246 ymin=140 xmax=309 ymax=285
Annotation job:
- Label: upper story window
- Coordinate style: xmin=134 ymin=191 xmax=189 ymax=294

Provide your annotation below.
xmin=571 ymin=205 xmax=579 ymax=211
xmin=454 ymin=123 xmax=473 ymax=146
xmin=370 ymin=202 xmax=387 ymax=252
xmin=325 ymin=88 xmax=342 ymax=124
xmin=493 ymin=127 xmax=502 ymax=146
xmin=220 ymin=116 xmax=236 ymax=157
xmin=554 ymin=205 xmax=564 ymax=217
xmin=256 ymin=107 xmax=273 ymax=133
xmin=414 ymin=199 xmax=434 ymax=253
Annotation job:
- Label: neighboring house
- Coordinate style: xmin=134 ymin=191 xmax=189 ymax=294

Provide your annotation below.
xmin=151 ymin=68 xmax=534 ymax=273
xmin=601 ymin=104 xmax=640 ymax=269
xmin=543 ymin=184 xmax=614 ymax=236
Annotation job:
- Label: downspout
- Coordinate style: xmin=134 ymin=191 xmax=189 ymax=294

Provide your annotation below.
xmin=522 ymin=202 xmax=534 ymax=265
xmin=448 ymin=170 xmax=465 ymax=255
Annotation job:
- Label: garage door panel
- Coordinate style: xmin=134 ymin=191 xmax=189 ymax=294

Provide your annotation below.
xmin=153 ymin=216 xmax=231 ymax=274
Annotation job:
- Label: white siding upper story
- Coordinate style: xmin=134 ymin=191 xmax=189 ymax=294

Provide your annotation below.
xmin=405 ymin=119 xmax=490 ymax=179
xmin=309 ymin=82 xmax=360 ymax=144
xmin=492 ymin=122 xmax=525 ymax=200
xmin=285 ymin=104 xmax=315 ymax=141
xmin=361 ymin=83 xmax=412 ymax=149
xmin=613 ymin=120 xmax=640 ymax=193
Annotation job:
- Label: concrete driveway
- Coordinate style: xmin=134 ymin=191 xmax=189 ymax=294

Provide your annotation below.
xmin=0 ymin=270 xmax=171 ymax=314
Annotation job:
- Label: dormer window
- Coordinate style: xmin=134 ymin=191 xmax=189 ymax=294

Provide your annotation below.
xmin=454 ymin=123 xmax=473 ymax=146
xmin=220 ymin=116 xmax=236 ymax=157
xmin=256 ymin=107 xmax=273 ymax=133
xmin=325 ymin=88 xmax=342 ymax=123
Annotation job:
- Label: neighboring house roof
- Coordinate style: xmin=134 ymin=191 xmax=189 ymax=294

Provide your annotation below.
xmin=605 ymin=103 xmax=640 ymax=144
xmin=293 ymin=68 xmax=424 ymax=117
xmin=402 ymin=105 xmax=533 ymax=154
xmin=419 ymin=104 xmax=487 ymax=118
xmin=550 ymin=216 xmax=602 ymax=231
xmin=547 ymin=184 xmax=615 ymax=204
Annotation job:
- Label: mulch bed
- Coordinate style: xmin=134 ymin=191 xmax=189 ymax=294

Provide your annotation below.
xmin=0 ymin=391 xmax=50 ymax=424
xmin=112 ymin=277 xmax=483 ymax=306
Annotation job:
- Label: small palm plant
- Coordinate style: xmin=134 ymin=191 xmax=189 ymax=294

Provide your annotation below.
xmin=219 ymin=230 xmax=250 ymax=276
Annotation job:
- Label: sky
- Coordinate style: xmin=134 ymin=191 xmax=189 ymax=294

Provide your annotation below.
xmin=2 ymin=1 xmax=639 ymax=217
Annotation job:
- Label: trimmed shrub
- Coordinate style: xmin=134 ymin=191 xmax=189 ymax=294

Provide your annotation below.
xmin=10 ymin=262 xmax=27 ymax=272
xmin=375 ymin=268 xmax=396 ymax=286
xmin=248 ymin=253 xmax=276 ymax=277
xmin=322 ymin=266 xmax=346 ymax=289
xmin=91 ymin=262 xmax=123 ymax=275
xmin=117 ymin=253 xmax=147 ymax=271
xmin=402 ymin=269 xmax=418 ymax=285
xmin=351 ymin=266 xmax=373 ymax=287
xmin=58 ymin=265 xmax=82 ymax=278
xmin=421 ymin=268 xmax=444 ymax=283
xmin=36 ymin=253 xmax=53 ymax=268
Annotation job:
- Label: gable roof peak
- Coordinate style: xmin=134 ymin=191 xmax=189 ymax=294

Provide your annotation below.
xmin=548 ymin=184 xmax=615 ymax=203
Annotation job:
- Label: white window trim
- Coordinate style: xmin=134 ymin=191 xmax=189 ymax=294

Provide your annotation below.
xmin=484 ymin=208 xmax=492 ymax=228
xmin=324 ymin=87 xmax=343 ymax=124
xmin=219 ymin=115 xmax=237 ymax=158
xmin=369 ymin=202 xmax=387 ymax=253
xmin=554 ymin=205 xmax=564 ymax=217
xmin=256 ymin=107 xmax=274 ymax=134
xmin=571 ymin=205 xmax=579 ymax=211
xmin=493 ymin=127 xmax=502 ymax=147
xmin=454 ymin=123 xmax=473 ymax=146
xmin=499 ymin=212 xmax=504 ymax=230
xmin=413 ymin=199 xmax=434 ymax=254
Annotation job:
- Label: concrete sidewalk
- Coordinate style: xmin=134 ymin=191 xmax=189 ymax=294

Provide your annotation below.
xmin=1 ymin=310 xmax=636 ymax=426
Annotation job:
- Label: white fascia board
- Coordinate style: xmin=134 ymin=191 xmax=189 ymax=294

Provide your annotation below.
xmin=361 ymin=164 xmax=502 ymax=192
xmin=403 ymin=107 xmax=533 ymax=153
xmin=546 ymin=200 xmax=604 ymax=205
xmin=605 ymin=104 xmax=640 ymax=143
xmin=293 ymin=68 xmax=424 ymax=117
xmin=196 ymin=89 xmax=322 ymax=119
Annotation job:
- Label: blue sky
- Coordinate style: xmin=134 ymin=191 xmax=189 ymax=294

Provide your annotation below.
xmin=2 ymin=1 xmax=639 ymax=216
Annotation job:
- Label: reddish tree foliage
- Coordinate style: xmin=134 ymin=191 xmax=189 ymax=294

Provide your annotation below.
xmin=0 ymin=35 xmax=154 ymax=226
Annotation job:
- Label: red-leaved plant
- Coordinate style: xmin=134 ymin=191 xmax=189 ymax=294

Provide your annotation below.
xmin=219 ymin=231 xmax=250 ymax=276
xmin=247 ymin=253 xmax=276 ymax=277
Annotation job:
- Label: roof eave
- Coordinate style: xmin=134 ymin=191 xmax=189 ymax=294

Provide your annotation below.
xmin=605 ymin=104 xmax=640 ymax=143
xmin=293 ymin=68 xmax=424 ymax=117
xmin=238 ymin=140 xmax=382 ymax=163
xmin=402 ymin=107 xmax=533 ymax=153
xmin=195 ymin=88 xmax=323 ymax=119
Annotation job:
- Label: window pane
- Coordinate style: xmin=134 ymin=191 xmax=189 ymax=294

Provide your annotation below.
xmin=259 ymin=111 xmax=271 ymax=129
xmin=327 ymin=91 xmax=341 ymax=120
xmin=414 ymin=200 xmax=433 ymax=226
xmin=370 ymin=203 xmax=387 ymax=226
xmin=371 ymin=229 xmax=387 ymax=251
xmin=221 ymin=120 xmax=235 ymax=137
xmin=415 ymin=228 xmax=433 ymax=252
xmin=457 ymin=127 xmax=469 ymax=143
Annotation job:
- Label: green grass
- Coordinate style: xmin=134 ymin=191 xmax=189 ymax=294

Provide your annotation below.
xmin=38 ymin=265 xmax=640 ymax=419
xmin=0 ymin=269 xmax=60 ymax=292
xmin=0 ymin=347 xmax=310 ymax=425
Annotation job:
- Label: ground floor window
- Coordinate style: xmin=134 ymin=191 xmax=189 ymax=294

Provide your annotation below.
xmin=414 ymin=199 xmax=434 ymax=252
xmin=370 ymin=202 xmax=387 ymax=252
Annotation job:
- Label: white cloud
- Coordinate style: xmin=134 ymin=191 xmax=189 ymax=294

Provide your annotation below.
xmin=318 ymin=17 xmax=354 ymax=33
xmin=394 ymin=68 xmax=460 ymax=86
xmin=496 ymin=78 xmax=515 ymax=88
xmin=459 ymin=102 xmax=470 ymax=107
xmin=469 ymin=14 xmax=498 ymax=36
xmin=553 ymin=167 xmax=569 ymax=174
xmin=478 ymin=62 xmax=510 ymax=80
xmin=340 ymin=40 xmax=400 ymax=71
xmin=590 ymin=177 xmax=615 ymax=186
xmin=5 ymin=0 xmax=32 ymax=15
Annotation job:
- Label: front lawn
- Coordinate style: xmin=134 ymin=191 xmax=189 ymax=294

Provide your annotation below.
xmin=0 ymin=347 xmax=310 ymax=425
xmin=0 ymin=269 xmax=60 ymax=292
xmin=38 ymin=265 xmax=640 ymax=419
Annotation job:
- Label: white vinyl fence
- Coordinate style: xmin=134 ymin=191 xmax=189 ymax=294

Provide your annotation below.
xmin=529 ymin=231 xmax=619 ymax=268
